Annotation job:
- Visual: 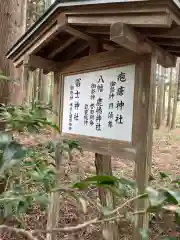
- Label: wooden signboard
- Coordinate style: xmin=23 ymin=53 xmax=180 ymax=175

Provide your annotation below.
xmin=56 ymin=49 xmax=157 ymax=239
xmin=62 ymin=64 xmax=135 ymax=142
xmin=57 ymin=49 xmax=150 ymax=160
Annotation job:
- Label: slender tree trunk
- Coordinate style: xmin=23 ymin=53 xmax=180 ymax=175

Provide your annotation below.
xmin=155 ymin=65 xmax=161 ymax=128
xmin=0 ymin=1 xmax=26 ymax=103
xmin=162 ymin=67 xmax=166 ymax=121
xmin=171 ymin=62 xmax=180 ymax=129
xmin=46 ymin=72 xmax=62 ymax=240
xmin=95 ymin=154 xmax=119 ymax=240
xmin=32 ymin=70 xmax=38 ymax=103
xmin=38 ymin=0 xmax=52 ymax=109
xmin=49 ymin=73 xmax=53 ymax=109
xmin=155 ymin=65 xmax=164 ymax=129
xmin=166 ymin=68 xmax=173 ymax=127
xmin=45 ymin=0 xmax=52 ymax=8
xmin=178 ymin=66 xmax=180 ymax=102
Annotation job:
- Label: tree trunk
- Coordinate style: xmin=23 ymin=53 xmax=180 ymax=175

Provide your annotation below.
xmin=32 ymin=70 xmax=38 ymax=104
xmin=162 ymin=67 xmax=166 ymax=121
xmin=0 ymin=0 xmax=27 ymax=105
xmin=38 ymin=0 xmax=52 ymax=110
xmin=45 ymin=0 xmax=52 ymax=8
xmin=95 ymin=154 xmax=119 ymax=240
xmin=171 ymin=62 xmax=180 ymax=129
xmin=46 ymin=72 xmax=62 ymax=240
xmin=155 ymin=65 xmax=160 ymax=128
xmin=166 ymin=68 xmax=173 ymax=127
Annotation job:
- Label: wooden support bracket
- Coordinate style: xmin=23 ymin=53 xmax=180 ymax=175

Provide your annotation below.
xmin=110 ymin=22 xmax=176 ymax=67
xmin=17 ymin=55 xmax=60 ymax=74
xmin=110 ymin=22 xmax=151 ymax=54
xmin=13 ymin=13 xmax=97 ymax=67
xmin=58 ymin=13 xmax=97 ymax=43
xmin=48 ymin=36 xmax=77 ymax=59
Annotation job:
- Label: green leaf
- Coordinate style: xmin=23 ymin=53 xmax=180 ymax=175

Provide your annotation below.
xmin=17 ymin=200 xmax=29 ymax=214
xmin=63 ymin=140 xmax=82 ymax=152
xmin=85 ymin=175 xmax=118 ymax=183
xmin=162 ymin=188 xmax=180 ymax=204
xmin=34 ymin=194 xmax=49 ymax=209
xmin=28 ymin=170 xmax=44 ymax=181
xmin=159 ymin=172 xmax=169 ymax=179
xmin=146 ymin=187 xmax=166 ymax=207
xmin=139 ymin=229 xmax=149 ymax=240
xmin=119 ymin=177 xmax=136 ymax=188
xmin=101 ymin=206 xmax=113 ymax=216
xmin=76 ymin=175 xmax=119 ymax=187
xmin=172 ymin=178 xmax=180 ymax=185
xmin=73 ymin=181 xmax=90 ymax=190
xmin=107 ymin=184 xmax=125 ymax=197
xmin=3 ymin=142 xmax=27 ymax=161
xmin=0 ymin=133 xmax=11 ymax=148
xmin=0 ymin=141 xmax=27 ymax=174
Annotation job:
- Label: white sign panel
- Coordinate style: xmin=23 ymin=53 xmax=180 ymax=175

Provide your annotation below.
xmin=62 ymin=65 xmax=135 ymax=142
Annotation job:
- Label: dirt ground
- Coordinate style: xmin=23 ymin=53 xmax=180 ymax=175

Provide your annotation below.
xmin=1 ymin=126 xmax=180 ymax=240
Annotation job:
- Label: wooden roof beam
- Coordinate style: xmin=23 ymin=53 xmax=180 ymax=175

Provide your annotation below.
xmin=162 ymin=46 xmax=180 ymax=52
xmin=67 ymin=12 xmax=173 ymax=28
xmin=156 ymin=41 xmax=180 ymax=47
xmin=86 ymin=27 xmax=109 ymax=35
xmin=65 ymin=43 xmax=89 ymax=60
xmin=12 ymin=12 xmax=97 ymax=66
xmin=148 ymin=26 xmax=180 ymax=39
xmin=65 ymin=26 xmax=96 ymax=42
xmin=13 ymin=22 xmax=67 ymax=67
xmin=58 ymin=13 xmax=97 ymax=43
xmin=48 ymin=36 xmax=77 ymax=59
xmin=110 ymin=22 xmax=176 ymax=67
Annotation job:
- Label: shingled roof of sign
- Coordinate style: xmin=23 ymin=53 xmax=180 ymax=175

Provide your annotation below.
xmin=6 ymin=0 xmax=180 ymax=64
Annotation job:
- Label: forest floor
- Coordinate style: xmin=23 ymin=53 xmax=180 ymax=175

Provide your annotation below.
xmin=1 ymin=126 xmax=180 ymax=240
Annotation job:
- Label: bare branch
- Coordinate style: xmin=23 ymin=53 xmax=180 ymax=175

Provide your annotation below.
xmin=33 ymin=218 xmax=99 ymax=234
xmin=0 ymin=192 xmax=147 ymax=240
xmin=0 ymin=225 xmax=37 ymax=240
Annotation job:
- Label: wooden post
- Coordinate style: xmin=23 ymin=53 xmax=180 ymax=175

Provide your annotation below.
xmin=46 ymin=72 xmax=63 ymax=240
xmin=133 ymin=53 xmax=157 ymax=240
